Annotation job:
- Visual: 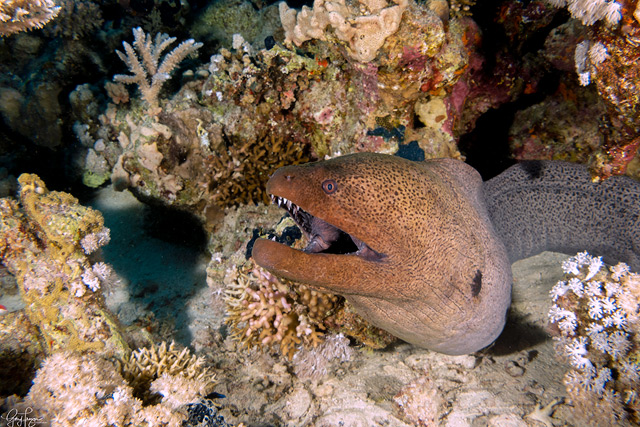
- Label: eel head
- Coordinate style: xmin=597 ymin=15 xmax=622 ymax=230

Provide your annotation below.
xmin=252 ymin=153 xmax=512 ymax=354
xmin=252 ymin=153 xmax=410 ymax=295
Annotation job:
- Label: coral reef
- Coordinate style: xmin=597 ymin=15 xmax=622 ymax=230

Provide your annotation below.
xmin=209 ymin=208 xmax=395 ymax=362
xmin=279 ymin=0 xmax=480 ymax=131
xmin=0 ymin=0 xmax=60 ymax=36
xmin=509 ymin=77 xmax=606 ymax=164
xmin=76 ymin=0 xmax=479 ymax=216
xmin=114 ymin=27 xmax=203 ymax=109
xmin=586 ymin=19 xmax=640 ymax=179
xmin=507 ymin=1 xmax=640 ymax=181
xmin=549 ymin=252 xmax=640 ymax=425
xmin=224 ymin=263 xmax=339 ymax=359
xmin=0 ymin=173 xmax=129 ymax=358
xmin=7 ymin=350 xmax=213 ymax=426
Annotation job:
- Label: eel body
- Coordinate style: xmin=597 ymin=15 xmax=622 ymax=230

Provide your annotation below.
xmin=485 ymin=160 xmax=640 ymax=271
xmin=251 ymin=153 xmax=640 ymax=354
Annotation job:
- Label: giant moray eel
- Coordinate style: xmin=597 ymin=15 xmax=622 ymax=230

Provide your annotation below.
xmin=251 ymin=153 xmax=640 ymax=355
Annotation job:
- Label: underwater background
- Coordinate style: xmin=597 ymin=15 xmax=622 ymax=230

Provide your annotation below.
xmin=1 ymin=0 xmax=640 ymax=425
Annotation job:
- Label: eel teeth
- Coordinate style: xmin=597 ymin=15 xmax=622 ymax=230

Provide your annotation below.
xmin=271 ymin=195 xmax=296 ymax=216
xmin=270 ymin=194 xmax=312 ymax=234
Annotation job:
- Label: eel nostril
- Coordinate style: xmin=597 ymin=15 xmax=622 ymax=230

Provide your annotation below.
xmin=285 ymin=174 xmax=294 ymax=181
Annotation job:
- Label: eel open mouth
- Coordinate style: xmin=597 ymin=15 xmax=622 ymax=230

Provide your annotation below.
xmin=271 ymin=194 xmax=385 ymax=262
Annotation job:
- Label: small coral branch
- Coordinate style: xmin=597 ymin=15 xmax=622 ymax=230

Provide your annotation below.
xmin=0 ymin=0 xmax=60 ymax=36
xmin=114 ymin=27 xmax=202 ymax=108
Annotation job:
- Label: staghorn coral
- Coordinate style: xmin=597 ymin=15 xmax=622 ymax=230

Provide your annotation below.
xmin=224 ymin=263 xmax=339 ymax=359
xmin=0 ymin=174 xmax=129 ymax=359
xmin=0 ymin=0 xmax=60 ymax=36
xmin=549 ymin=252 xmax=640 ymax=425
xmin=118 ymin=340 xmax=217 ymax=404
xmin=114 ymin=27 xmax=203 ymax=109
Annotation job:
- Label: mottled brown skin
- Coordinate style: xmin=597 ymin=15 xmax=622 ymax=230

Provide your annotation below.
xmin=252 ymin=153 xmax=512 ymax=355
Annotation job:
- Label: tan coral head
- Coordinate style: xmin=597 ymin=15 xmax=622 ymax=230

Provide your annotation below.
xmin=252 ymin=153 xmax=512 ymax=355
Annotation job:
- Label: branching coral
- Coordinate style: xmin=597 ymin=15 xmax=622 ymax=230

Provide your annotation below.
xmin=549 ymin=252 xmax=640 ymax=425
xmin=81 ymin=41 xmax=317 ymax=220
xmin=77 ymin=0 xmax=474 ymax=218
xmin=207 ymin=132 xmax=310 ymax=207
xmin=0 ymin=0 xmax=60 ymax=36
xmin=0 ymin=174 xmax=128 ymax=359
xmin=224 ymin=263 xmax=339 ymax=359
xmin=118 ymin=340 xmax=217 ymax=403
xmin=114 ymin=27 xmax=203 ymax=108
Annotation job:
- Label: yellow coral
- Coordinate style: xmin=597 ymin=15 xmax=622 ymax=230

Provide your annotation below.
xmin=0 ymin=174 xmax=128 ymax=359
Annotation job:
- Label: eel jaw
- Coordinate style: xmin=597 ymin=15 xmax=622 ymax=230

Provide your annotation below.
xmin=270 ymin=194 xmax=385 ymax=262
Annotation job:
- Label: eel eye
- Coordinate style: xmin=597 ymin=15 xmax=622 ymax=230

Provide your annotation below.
xmin=322 ymin=179 xmax=337 ymax=194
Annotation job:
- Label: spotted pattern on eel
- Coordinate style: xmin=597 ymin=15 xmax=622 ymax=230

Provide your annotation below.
xmin=251 ymin=153 xmax=640 ymax=355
